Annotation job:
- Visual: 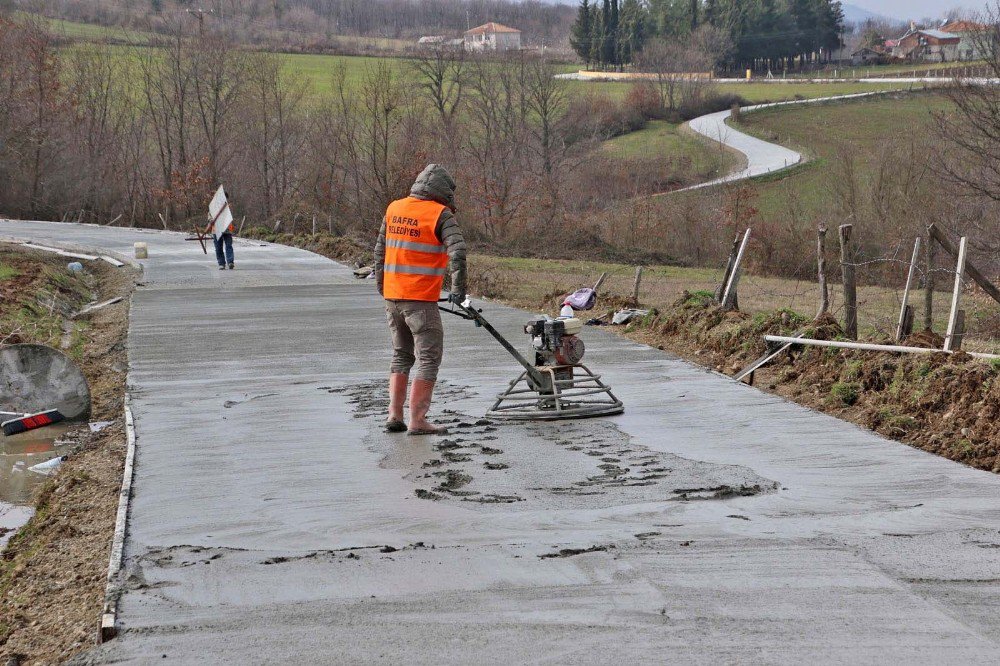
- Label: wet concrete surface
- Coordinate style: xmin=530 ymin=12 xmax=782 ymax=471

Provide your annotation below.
xmin=2 ymin=220 xmax=999 ymax=663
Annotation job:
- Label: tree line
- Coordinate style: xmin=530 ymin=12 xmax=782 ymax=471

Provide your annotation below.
xmin=1 ymin=16 xmax=693 ymax=251
xmin=572 ymin=0 xmax=846 ymax=71
xmin=11 ymin=0 xmax=576 ymax=50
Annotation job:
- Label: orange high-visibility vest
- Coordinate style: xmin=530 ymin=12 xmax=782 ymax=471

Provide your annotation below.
xmin=383 ymin=197 xmax=449 ymax=301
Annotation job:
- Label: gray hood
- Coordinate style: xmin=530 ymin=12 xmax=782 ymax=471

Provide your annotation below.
xmin=410 ymin=164 xmax=456 ymax=211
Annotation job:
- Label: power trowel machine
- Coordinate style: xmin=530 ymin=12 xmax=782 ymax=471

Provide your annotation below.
xmin=439 ymin=294 xmax=624 ymax=421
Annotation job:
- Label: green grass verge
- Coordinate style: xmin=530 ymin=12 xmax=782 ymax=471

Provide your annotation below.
xmin=565 ymin=79 xmax=921 ymax=103
xmin=602 ymin=120 xmax=735 ymax=175
xmin=0 ymin=263 xmax=19 ymax=282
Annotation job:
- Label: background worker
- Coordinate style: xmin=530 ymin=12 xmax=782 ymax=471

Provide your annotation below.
xmin=204 ymin=192 xmax=236 ymax=270
xmin=374 ymin=164 xmax=466 ymax=435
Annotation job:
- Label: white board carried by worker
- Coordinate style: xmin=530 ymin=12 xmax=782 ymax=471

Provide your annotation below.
xmin=208 ymin=185 xmax=233 ymax=236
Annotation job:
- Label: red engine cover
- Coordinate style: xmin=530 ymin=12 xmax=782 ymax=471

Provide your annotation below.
xmin=555 ymin=335 xmax=585 ymax=365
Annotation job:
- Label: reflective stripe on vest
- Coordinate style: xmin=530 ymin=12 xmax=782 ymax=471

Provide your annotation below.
xmin=384 ymin=263 xmax=448 ymax=276
xmin=383 ymin=196 xmax=449 ymax=301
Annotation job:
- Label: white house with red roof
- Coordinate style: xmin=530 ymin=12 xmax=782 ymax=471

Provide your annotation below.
xmin=463 ymin=22 xmax=522 ymax=52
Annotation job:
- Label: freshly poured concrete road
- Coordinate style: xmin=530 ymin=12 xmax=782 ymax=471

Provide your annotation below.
xmin=683 ymin=92 xmax=890 ymax=191
xmin=3 ymin=219 xmax=1000 ymax=663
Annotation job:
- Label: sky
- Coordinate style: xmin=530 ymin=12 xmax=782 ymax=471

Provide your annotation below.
xmin=852 ymin=0 xmax=993 ymax=20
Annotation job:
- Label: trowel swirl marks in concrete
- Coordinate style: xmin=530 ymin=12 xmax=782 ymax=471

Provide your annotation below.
xmin=338 ymin=379 xmax=776 ymax=511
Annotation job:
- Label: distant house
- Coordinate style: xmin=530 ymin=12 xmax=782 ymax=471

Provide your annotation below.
xmin=940 ymin=21 xmax=990 ymax=61
xmin=893 ymin=29 xmax=961 ymax=62
xmin=417 ymin=35 xmax=465 ymax=49
xmin=463 ymin=22 xmax=521 ymax=52
xmin=851 ymin=47 xmax=883 ymax=65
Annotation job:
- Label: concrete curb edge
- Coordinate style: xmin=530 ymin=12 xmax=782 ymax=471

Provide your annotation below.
xmin=99 ymin=379 xmax=136 ymax=643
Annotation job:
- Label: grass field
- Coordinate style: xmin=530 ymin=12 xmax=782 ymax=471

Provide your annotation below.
xmin=785 ymin=59 xmax=987 ymax=79
xmin=471 ymin=253 xmax=998 ymax=351
xmin=602 ymin=120 xmax=737 ymax=176
xmin=732 ymin=92 xmax=950 ymax=219
xmin=566 ymin=78 xmax=927 ymax=103
xmin=15 ymin=12 xmax=153 ymax=44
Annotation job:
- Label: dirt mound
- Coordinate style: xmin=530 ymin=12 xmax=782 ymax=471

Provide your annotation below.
xmin=242 ymin=229 xmax=371 ymax=266
xmin=905 ymin=328 xmax=946 ymax=349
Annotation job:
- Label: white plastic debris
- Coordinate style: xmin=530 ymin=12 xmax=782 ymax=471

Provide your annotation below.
xmin=611 ymin=309 xmax=651 ymax=325
xmin=67 ymin=261 xmax=84 ymax=272
xmin=28 ymin=456 xmax=65 ymax=475
xmin=89 ymin=421 xmax=115 ymax=433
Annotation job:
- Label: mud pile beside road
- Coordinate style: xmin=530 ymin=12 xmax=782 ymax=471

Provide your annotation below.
xmin=242 ymin=229 xmax=371 ymax=267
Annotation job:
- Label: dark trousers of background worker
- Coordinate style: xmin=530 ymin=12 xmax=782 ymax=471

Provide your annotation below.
xmin=213 ymin=232 xmax=234 ymax=268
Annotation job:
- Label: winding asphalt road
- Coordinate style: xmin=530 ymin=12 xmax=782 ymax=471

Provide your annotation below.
xmin=3 ymin=219 xmax=1000 ymax=663
xmin=683 ymin=92 xmax=891 ymax=190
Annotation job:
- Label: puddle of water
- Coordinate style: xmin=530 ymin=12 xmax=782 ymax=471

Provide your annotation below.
xmin=1 ymin=423 xmax=73 ymax=545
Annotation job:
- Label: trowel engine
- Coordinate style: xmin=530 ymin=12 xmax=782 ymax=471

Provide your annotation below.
xmin=524 ymin=316 xmax=586 ymax=367
xmin=440 ymin=297 xmax=623 ymax=421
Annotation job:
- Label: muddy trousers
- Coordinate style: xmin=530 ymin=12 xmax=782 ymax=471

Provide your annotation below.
xmin=385 ymin=300 xmax=444 ymax=382
xmin=213 ymin=233 xmax=234 ymax=266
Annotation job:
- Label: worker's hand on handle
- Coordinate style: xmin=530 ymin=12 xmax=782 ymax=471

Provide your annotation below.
xmin=447 ymin=291 xmax=466 ymax=306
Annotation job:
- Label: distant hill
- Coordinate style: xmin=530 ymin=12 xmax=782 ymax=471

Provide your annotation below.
xmin=841 ymin=3 xmax=891 ymax=26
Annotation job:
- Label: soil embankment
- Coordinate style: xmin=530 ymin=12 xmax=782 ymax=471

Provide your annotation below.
xmin=0 ymin=244 xmax=137 ymax=664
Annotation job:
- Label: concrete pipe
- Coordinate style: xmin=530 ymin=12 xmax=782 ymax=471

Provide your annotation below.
xmin=0 ymin=344 xmax=91 ymax=420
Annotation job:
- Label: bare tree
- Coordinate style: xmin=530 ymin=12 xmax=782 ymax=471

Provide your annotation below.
xmin=461 ymin=54 xmax=531 ymax=239
xmin=411 ymin=45 xmax=467 ymax=132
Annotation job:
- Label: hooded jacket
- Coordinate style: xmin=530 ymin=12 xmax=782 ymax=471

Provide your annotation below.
xmin=374 ymin=164 xmax=467 ymax=298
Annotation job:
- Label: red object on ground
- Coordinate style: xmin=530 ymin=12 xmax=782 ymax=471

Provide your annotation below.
xmin=1 ymin=409 xmax=65 ymax=436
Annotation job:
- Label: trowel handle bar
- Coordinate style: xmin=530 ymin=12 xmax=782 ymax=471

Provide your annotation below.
xmin=438 ymin=298 xmax=545 ymax=386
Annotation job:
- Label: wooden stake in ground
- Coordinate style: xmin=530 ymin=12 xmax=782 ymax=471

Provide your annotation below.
xmin=715 ymin=233 xmax=742 ymax=303
xmin=816 ymin=225 xmax=829 ymax=318
xmin=924 ymin=229 xmax=935 ymax=330
xmin=896 ymin=237 xmax=921 ymax=342
xmin=944 ymin=236 xmax=968 ymax=352
xmin=722 ymin=228 xmax=751 ymax=311
xmin=839 ymin=224 xmax=858 ymax=340
xmin=632 ymin=266 xmax=643 ymax=305
xmin=928 ymin=223 xmax=1000 ymax=306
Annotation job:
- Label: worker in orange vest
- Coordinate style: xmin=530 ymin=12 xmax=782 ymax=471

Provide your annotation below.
xmin=374 ymin=164 xmax=466 ymax=435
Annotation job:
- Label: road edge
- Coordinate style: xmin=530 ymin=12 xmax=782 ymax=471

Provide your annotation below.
xmin=99 ymin=386 xmax=136 ymax=642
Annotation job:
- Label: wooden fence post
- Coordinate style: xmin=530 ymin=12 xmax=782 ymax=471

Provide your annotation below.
xmin=839 ymin=224 xmax=858 ymax=340
xmin=632 ymin=266 xmax=644 ymax=304
xmin=924 ymin=229 xmax=935 ymax=330
xmin=944 ymin=236 xmax=968 ymax=352
xmin=816 ymin=225 xmax=829 ymax=318
xmin=715 ymin=232 xmax=742 ymax=302
xmin=722 ymin=228 xmax=752 ymax=311
xmin=896 ymin=237 xmax=921 ymax=342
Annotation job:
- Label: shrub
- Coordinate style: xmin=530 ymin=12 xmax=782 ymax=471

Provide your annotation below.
xmin=830 ymin=381 xmax=861 ymax=406
xmin=678 ymin=92 xmax=750 ymax=121
xmin=624 ymin=82 xmax=664 ymax=120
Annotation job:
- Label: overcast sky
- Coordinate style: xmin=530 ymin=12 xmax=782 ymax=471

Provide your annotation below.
xmin=852 ymin=0 xmax=993 ymax=19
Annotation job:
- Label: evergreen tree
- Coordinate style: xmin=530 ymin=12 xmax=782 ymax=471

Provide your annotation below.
xmin=591 ymin=6 xmax=606 ymax=67
xmin=704 ymin=0 xmax=719 ymax=26
xmin=571 ymin=0 xmax=595 ymax=67
xmin=618 ymin=0 xmax=647 ymax=65
xmin=607 ymin=0 xmax=620 ymax=67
